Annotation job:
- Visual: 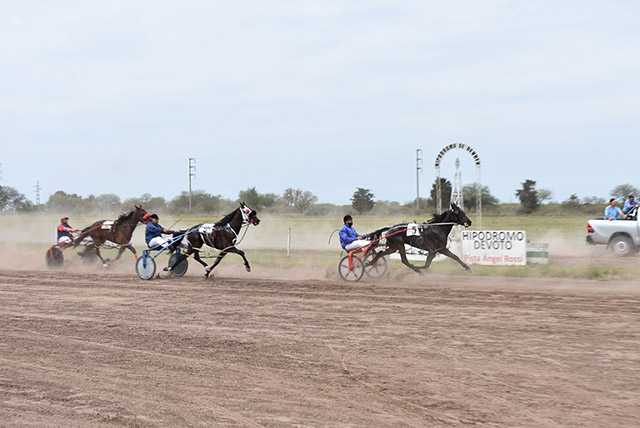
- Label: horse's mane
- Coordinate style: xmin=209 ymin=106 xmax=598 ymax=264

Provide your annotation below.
xmin=115 ymin=210 xmax=135 ymax=225
xmin=215 ymin=207 xmax=239 ymax=226
xmin=426 ymin=210 xmax=449 ymax=224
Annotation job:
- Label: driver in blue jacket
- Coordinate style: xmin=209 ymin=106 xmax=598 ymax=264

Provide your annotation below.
xmin=144 ymin=213 xmax=176 ymax=249
xmin=339 ymin=215 xmax=371 ymax=251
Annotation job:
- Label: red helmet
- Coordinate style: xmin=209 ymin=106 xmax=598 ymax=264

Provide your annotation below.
xmin=60 ymin=216 xmax=69 ymax=222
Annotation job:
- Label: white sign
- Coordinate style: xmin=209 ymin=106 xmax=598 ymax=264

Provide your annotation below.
xmin=461 ymin=230 xmax=527 ymax=266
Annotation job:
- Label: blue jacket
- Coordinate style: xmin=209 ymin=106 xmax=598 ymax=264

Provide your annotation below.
xmin=145 ymin=222 xmax=167 ymax=244
xmin=339 ymin=224 xmax=365 ymax=249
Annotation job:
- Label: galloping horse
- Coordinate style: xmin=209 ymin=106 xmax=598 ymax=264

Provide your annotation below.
xmin=165 ymin=202 xmax=260 ymax=278
xmin=367 ymin=203 xmax=473 ymax=275
xmin=72 ymin=205 xmax=148 ymax=266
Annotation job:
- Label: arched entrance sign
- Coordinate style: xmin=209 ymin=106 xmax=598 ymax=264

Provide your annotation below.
xmin=435 ymin=143 xmax=482 ymax=227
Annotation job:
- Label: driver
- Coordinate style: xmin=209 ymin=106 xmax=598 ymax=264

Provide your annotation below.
xmin=57 ymin=216 xmax=77 ymax=246
xmin=144 ymin=213 xmax=188 ymax=250
xmin=339 ymin=215 xmax=371 ymax=251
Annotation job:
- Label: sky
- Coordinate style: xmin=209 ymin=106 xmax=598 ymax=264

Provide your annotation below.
xmin=1 ymin=1 xmax=639 ymax=207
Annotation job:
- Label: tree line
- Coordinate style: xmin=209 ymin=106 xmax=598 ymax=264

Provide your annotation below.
xmin=0 ymin=180 xmax=638 ymax=216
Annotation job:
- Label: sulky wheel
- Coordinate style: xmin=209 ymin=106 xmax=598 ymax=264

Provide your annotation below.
xmin=168 ymin=253 xmax=188 ymax=277
xmin=45 ymin=246 xmax=64 ymax=269
xmin=135 ymin=255 xmax=156 ymax=280
xmin=364 ymin=253 xmax=388 ymax=278
xmin=338 ymin=255 xmax=365 ymax=282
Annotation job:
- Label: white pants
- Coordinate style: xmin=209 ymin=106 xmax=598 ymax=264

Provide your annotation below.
xmin=344 ymin=239 xmax=371 ymax=252
xmin=58 ymin=236 xmax=93 ymax=246
xmin=149 ymin=236 xmax=189 ymax=250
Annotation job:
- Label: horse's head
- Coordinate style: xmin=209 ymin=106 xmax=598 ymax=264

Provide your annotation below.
xmin=134 ymin=205 xmax=148 ymax=223
xmin=450 ymin=202 xmax=472 ymax=227
xmin=240 ymin=202 xmax=260 ymax=226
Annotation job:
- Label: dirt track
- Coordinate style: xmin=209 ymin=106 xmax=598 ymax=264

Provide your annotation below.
xmin=1 ymin=267 xmax=639 ymax=427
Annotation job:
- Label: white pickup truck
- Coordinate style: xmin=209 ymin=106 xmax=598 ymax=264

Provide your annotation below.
xmin=586 ymin=206 xmax=640 ymax=256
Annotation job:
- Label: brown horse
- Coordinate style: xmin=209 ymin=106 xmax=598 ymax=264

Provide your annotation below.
xmin=165 ymin=203 xmax=260 ymax=278
xmin=72 ymin=205 xmax=148 ymax=266
xmin=367 ymin=203 xmax=473 ymax=275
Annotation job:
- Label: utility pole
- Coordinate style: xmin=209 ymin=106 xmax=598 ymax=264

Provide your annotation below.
xmin=416 ymin=149 xmax=422 ymax=210
xmin=33 ymin=180 xmax=41 ymax=205
xmin=188 ymin=158 xmax=196 ymax=210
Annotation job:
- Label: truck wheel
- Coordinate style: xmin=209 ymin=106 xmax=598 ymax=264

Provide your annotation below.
xmin=610 ymin=235 xmax=635 ymax=257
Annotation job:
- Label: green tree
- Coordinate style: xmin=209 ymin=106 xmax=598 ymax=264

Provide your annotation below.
xmin=429 ymin=178 xmax=452 ymax=209
xmin=168 ymin=190 xmax=226 ymax=214
xmin=122 ymin=193 xmax=167 ymax=213
xmin=562 ymin=194 xmax=581 ymax=208
xmin=94 ymin=193 xmax=122 ymax=213
xmin=462 ymin=184 xmax=499 ymax=208
xmin=46 ymin=190 xmax=85 ymax=213
xmin=611 ymin=184 xmax=640 ymax=201
xmin=537 ymin=188 xmax=554 ymax=204
xmin=238 ymin=187 xmax=264 ymax=211
xmin=351 ymin=187 xmax=375 ymax=214
xmin=283 ymin=188 xmax=318 ymax=213
xmin=0 ymin=186 xmax=34 ymax=213
xmin=516 ymin=179 xmax=539 ymax=214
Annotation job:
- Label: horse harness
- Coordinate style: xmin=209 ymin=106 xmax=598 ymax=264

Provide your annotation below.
xmin=192 ymin=208 xmax=253 ymax=251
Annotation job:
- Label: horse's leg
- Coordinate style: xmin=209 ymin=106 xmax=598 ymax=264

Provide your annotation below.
xmin=205 ymin=252 xmax=227 ymax=278
xmin=397 ymin=246 xmax=423 ymax=275
xmin=94 ymin=246 xmax=109 ymax=267
xmin=419 ymin=251 xmax=437 ymax=270
xmin=164 ymin=251 xmax=191 ymax=272
xmin=192 ymin=250 xmax=208 ymax=268
xmin=439 ymin=248 xmax=472 ymax=272
xmin=105 ymin=246 xmax=128 ymax=264
xmin=127 ymin=244 xmax=138 ymax=261
xmin=231 ymin=247 xmax=251 ymax=272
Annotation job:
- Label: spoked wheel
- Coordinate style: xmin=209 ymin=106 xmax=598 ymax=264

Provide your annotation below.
xmin=135 ymin=255 xmax=156 ymax=280
xmin=45 ymin=246 xmax=64 ymax=269
xmin=168 ymin=253 xmax=188 ymax=277
xmin=338 ymin=255 xmax=365 ymax=282
xmin=364 ymin=252 xmax=388 ymax=278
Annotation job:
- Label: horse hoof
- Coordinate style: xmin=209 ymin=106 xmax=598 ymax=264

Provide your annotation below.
xmin=417 ymin=271 xmax=424 ymax=276
xmin=245 ymin=267 xmax=251 ymax=272
xmin=102 ymin=263 xmax=109 ymax=268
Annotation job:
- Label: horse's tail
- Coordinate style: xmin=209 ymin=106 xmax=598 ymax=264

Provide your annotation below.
xmin=367 ymin=226 xmax=391 ymax=241
xmin=167 ymin=229 xmax=189 ymax=252
xmin=72 ymin=221 xmax=101 ymax=247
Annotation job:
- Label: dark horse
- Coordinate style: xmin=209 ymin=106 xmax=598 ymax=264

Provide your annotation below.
xmin=72 ymin=205 xmax=148 ymax=266
xmin=367 ymin=203 xmax=473 ymax=275
xmin=165 ymin=202 xmax=260 ymax=278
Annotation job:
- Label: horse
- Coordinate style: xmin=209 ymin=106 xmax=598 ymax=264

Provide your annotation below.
xmin=367 ymin=203 xmax=473 ymax=275
xmin=72 ymin=205 xmax=148 ymax=266
xmin=165 ymin=202 xmax=260 ymax=278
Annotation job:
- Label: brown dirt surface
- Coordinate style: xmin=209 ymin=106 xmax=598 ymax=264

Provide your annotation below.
xmin=1 ymin=265 xmax=639 ymax=428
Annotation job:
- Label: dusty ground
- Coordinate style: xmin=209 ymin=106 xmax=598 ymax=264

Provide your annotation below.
xmin=1 ymin=255 xmax=639 ymax=428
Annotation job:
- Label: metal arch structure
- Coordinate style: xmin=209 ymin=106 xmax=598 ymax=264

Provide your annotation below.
xmin=435 ymin=143 xmax=482 ymax=228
